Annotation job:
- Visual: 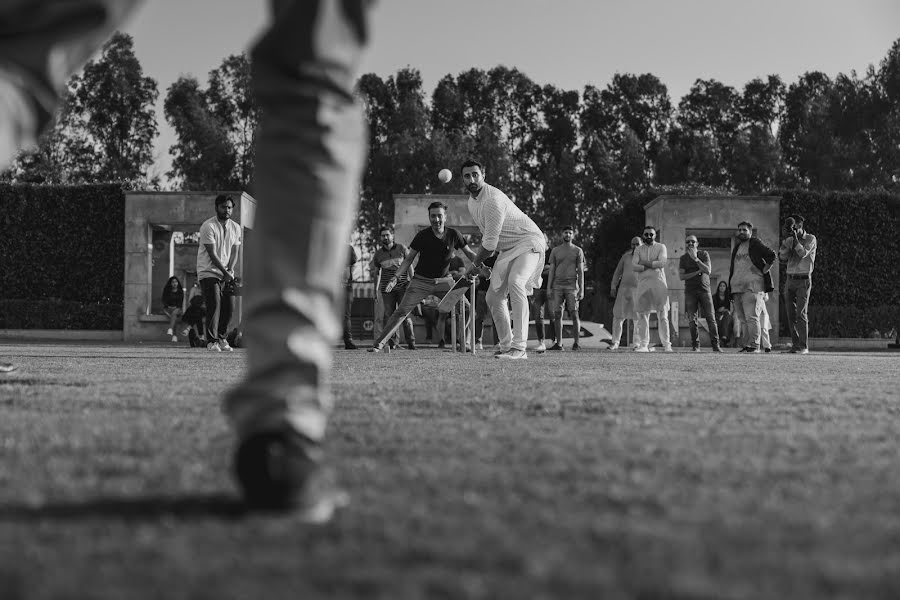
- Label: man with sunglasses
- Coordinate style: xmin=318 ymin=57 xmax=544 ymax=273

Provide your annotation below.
xmin=632 ymin=226 xmax=672 ymax=352
xmin=679 ymin=235 xmax=722 ymax=352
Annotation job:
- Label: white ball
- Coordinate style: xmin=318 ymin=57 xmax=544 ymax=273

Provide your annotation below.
xmin=438 ymin=168 xmax=452 ymax=183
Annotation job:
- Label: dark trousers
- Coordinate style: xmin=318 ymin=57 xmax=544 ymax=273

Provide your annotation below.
xmin=684 ymin=288 xmax=719 ymax=348
xmin=200 ymin=277 xmax=233 ymax=343
xmin=784 ymin=277 xmax=812 ymax=350
xmin=381 ymin=289 xmax=414 ymax=344
xmin=343 ymin=289 xmax=353 ymax=343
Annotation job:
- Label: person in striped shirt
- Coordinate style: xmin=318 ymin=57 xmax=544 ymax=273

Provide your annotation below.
xmin=462 ymin=159 xmax=547 ymax=360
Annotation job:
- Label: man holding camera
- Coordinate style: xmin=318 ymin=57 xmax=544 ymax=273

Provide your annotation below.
xmin=778 ymin=215 xmax=817 ymax=354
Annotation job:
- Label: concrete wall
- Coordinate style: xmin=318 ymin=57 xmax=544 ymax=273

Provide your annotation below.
xmin=123 ymin=191 xmax=255 ymax=342
xmin=644 ymin=195 xmax=781 ymax=344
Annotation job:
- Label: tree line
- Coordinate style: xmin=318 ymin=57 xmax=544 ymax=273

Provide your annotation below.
xmin=4 ymin=32 xmax=899 ymax=246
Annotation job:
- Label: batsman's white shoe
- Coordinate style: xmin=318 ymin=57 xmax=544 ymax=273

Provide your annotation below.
xmin=607 ymin=343 xmax=619 ymax=351
xmin=633 ymin=346 xmax=650 ymax=353
xmin=663 ymin=344 xmax=673 ymax=352
xmin=166 ymin=328 xmax=173 ymax=335
xmin=534 ymin=342 xmax=547 ymax=353
xmin=497 ymin=349 xmax=527 ymax=360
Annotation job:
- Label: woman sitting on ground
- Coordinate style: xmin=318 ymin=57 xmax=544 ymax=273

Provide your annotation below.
xmin=161 ymin=276 xmax=185 ymax=343
xmin=712 ymin=280 xmax=733 ymax=348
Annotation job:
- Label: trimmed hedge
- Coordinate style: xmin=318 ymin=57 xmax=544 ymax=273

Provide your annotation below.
xmin=776 ymin=190 xmax=900 ymax=308
xmin=0 ymin=298 xmax=123 ymax=330
xmin=0 ymin=183 xmax=126 ymax=329
xmin=806 ymin=305 xmax=900 ymax=338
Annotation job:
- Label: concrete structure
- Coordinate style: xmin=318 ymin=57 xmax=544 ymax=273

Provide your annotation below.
xmin=644 ymin=195 xmax=781 ymax=345
xmin=123 ymin=191 xmax=255 ymax=342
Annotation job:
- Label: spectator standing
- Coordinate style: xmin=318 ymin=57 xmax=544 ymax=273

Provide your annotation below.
xmin=778 ymin=215 xmax=817 ymax=354
xmin=608 ymin=236 xmax=641 ymax=351
xmin=197 ymin=194 xmax=241 ymax=352
xmin=678 ymin=235 xmax=722 ymax=352
xmin=632 ymin=226 xmax=672 ymax=353
xmin=370 ymin=227 xmax=414 ymax=349
xmin=548 ymin=226 xmax=585 ymax=351
xmin=728 ymin=221 xmax=776 ymax=353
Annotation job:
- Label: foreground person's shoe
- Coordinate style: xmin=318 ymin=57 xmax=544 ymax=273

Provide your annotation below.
xmin=497 ymin=348 xmax=527 ymax=360
xmin=0 ymin=362 xmax=16 ymax=373
xmin=234 ymin=429 xmax=348 ymax=522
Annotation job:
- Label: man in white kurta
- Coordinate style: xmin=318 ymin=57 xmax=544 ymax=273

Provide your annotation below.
xmin=462 ymin=160 xmax=546 ymax=359
xmin=632 ymin=226 xmax=672 ymax=352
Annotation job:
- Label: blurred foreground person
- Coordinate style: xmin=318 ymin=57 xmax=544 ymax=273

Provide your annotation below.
xmin=0 ymin=0 xmax=373 ymax=521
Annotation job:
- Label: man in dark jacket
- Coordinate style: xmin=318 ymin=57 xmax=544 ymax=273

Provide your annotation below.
xmin=728 ymin=221 xmax=776 ymax=353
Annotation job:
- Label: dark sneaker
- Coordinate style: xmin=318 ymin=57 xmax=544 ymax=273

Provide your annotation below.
xmin=234 ymin=429 xmax=348 ymax=521
xmin=407 ymin=342 xmax=417 ymax=350
xmin=387 ymin=340 xmax=397 ymax=350
xmin=344 ymin=340 xmax=358 ymax=350
xmin=571 ymin=344 xmax=580 ymax=352
xmin=437 ymin=340 xmax=446 ymax=349
xmin=549 ymin=343 xmax=564 ymax=351
xmin=691 ymin=344 xmax=699 ymax=352
xmin=764 ymin=347 xmax=772 ymax=353
xmin=367 ymin=345 xmax=382 ymax=353
xmin=738 ymin=346 xmax=759 ymax=353
xmin=712 ymin=346 xmax=723 ymax=353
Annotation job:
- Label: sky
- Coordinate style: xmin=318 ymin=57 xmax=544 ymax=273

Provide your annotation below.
xmin=121 ymin=0 xmax=900 ymax=184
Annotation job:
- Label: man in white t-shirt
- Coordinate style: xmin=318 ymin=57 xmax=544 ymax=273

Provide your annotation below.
xmin=197 ymin=194 xmax=242 ymax=352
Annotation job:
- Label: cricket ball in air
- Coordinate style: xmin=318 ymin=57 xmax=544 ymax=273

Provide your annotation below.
xmin=438 ymin=168 xmax=452 ymax=183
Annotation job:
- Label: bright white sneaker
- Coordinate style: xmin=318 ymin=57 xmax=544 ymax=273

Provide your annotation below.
xmin=166 ymin=328 xmax=173 ymax=336
xmin=663 ymin=344 xmax=673 ymax=352
xmin=633 ymin=346 xmax=650 ymax=353
xmin=534 ymin=342 xmax=547 ymax=353
xmin=497 ymin=348 xmax=527 ymax=360
xmin=475 ymin=342 xmax=483 ymax=351
xmin=219 ymin=339 xmax=234 ymax=352
xmin=207 ymin=341 xmax=221 ymax=352
xmin=171 ymin=335 xmax=178 ymax=343
xmin=607 ymin=344 xmax=619 ymax=351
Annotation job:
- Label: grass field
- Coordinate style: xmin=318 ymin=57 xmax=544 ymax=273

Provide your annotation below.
xmin=1 ymin=341 xmax=899 ymax=599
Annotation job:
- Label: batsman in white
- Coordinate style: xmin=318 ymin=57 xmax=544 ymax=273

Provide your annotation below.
xmin=0 ymin=0 xmax=374 ymax=521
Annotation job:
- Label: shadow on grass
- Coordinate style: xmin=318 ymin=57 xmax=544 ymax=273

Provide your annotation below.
xmin=0 ymin=493 xmax=250 ymax=521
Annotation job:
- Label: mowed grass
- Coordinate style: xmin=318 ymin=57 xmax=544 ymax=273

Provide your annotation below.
xmin=1 ymin=342 xmax=899 ymax=600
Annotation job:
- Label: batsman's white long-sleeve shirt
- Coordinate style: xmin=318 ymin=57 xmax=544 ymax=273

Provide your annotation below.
xmin=468 ymin=183 xmax=544 ymax=253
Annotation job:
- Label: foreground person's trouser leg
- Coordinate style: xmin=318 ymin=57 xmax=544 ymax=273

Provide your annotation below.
xmin=223 ymin=0 xmax=370 ymax=514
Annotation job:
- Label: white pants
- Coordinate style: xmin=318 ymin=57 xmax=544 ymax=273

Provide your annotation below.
xmin=635 ymin=308 xmax=670 ymax=350
xmin=487 ymin=250 xmax=542 ymax=351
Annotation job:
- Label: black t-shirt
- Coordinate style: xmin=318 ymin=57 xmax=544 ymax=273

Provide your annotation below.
xmin=410 ymin=227 xmax=467 ymax=278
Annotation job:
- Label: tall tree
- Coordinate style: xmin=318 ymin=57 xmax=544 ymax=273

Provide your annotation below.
xmin=62 ymin=32 xmax=159 ymax=183
xmin=165 ymin=53 xmax=258 ymax=190
xmin=164 ymin=77 xmax=236 ymax=190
